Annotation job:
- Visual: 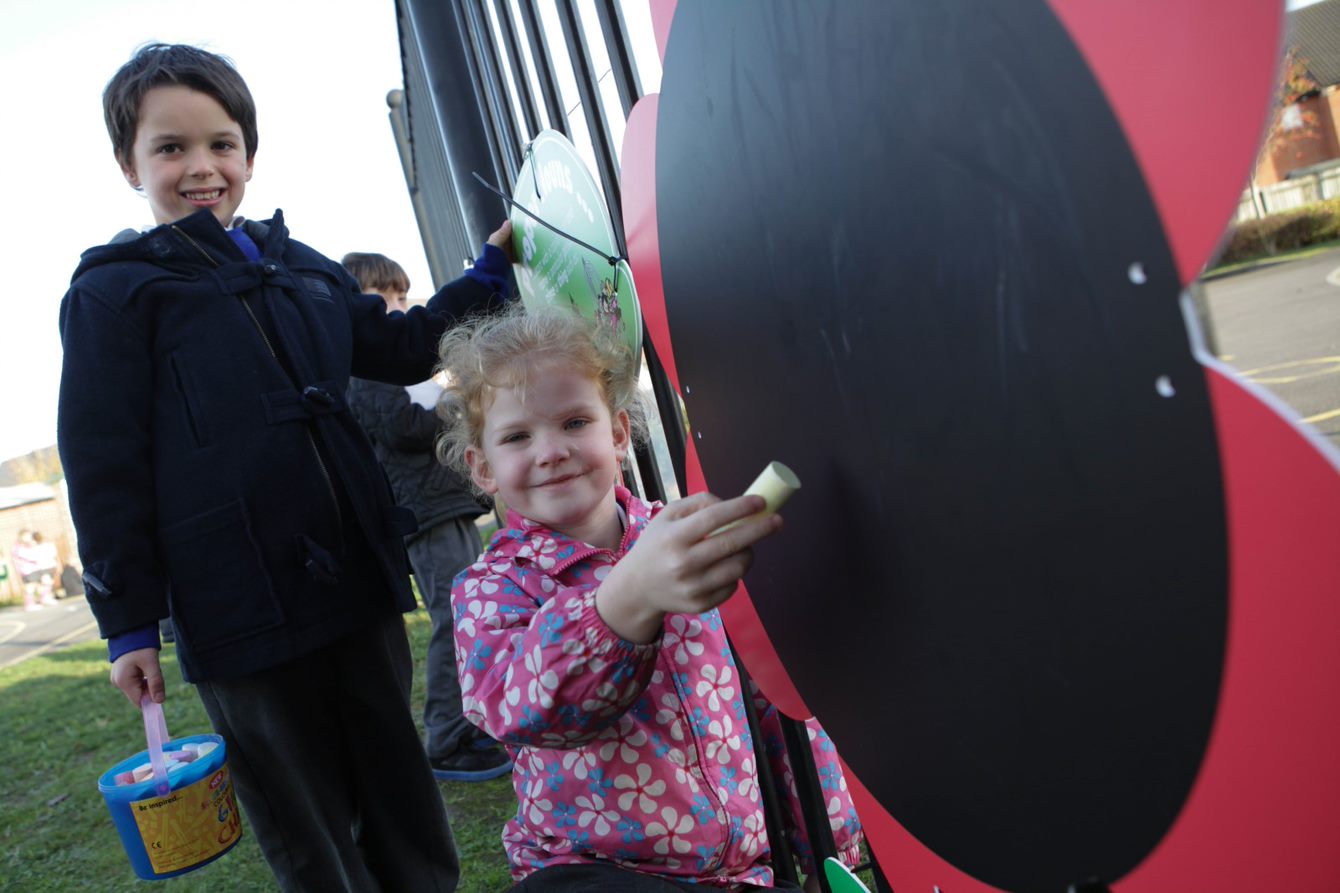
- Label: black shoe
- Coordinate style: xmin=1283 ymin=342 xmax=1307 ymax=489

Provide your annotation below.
xmin=430 ymin=744 xmax=512 ymax=782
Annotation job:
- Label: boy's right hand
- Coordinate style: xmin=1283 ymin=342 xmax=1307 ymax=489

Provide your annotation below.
xmin=111 ymin=648 xmax=165 ymax=707
xmin=595 ymin=493 xmax=783 ymax=644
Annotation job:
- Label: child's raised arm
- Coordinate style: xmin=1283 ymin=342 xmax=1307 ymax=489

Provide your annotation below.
xmin=452 ymin=493 xmax=780 ymax=749
xmin=595 ymin=492 xmax=782 ymax=644
xmin=454 ymin=554 xmax=662 ymax=750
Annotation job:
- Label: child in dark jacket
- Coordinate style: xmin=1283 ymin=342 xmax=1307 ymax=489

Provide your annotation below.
xmin=57 ymin=43 xmax=509 ymax=893
xmin=343 ymin=251 xmax=512 ymax=782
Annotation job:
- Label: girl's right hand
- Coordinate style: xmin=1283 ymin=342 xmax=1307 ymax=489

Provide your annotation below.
xmin=595 ymin=492 xmax=783 ymax=643
xmin=111 ymin=647 xmax=165 ymax=707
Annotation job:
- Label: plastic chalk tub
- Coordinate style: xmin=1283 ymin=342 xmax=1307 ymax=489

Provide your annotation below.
xmin=97 ymin=698 xmax=242 ymax=880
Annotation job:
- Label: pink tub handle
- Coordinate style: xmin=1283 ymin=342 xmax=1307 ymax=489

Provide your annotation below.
xmin=140 ymin=696 xmax=171 ymax=796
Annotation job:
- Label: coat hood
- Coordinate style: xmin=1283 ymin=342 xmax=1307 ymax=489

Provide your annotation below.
xmin=71 ymin=208 xmax=287 ymax=282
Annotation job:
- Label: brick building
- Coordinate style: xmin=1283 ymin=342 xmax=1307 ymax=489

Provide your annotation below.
xmin=1255 ymin=0 xmax=1340 ymax=185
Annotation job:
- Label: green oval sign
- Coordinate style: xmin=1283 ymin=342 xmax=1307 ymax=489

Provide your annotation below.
xmin=510 ymin=129 xmax=643 ymax=358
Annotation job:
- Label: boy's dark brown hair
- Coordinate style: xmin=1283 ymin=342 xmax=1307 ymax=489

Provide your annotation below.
xmin=103 ymin=43 xmax=258 ymax=166
xmin=341 ymin=252 xmax=411 ymax=294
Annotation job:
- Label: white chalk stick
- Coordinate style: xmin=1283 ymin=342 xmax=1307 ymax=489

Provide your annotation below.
xmin=744 ymin=461 xmax=800 ymax=514
xmin=713 ymin=461 xmax=801 ymax=535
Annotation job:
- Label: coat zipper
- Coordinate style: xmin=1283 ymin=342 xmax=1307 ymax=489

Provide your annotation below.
xmin=171 ymin=225 xmax=343 ymax=527
xmin=546 ymin=504 xmax=642 ymax=576
xmin=544 ymin=517 xmax=734 ymax=872
xmin=668 ymin=656 xmax=735 ymax=872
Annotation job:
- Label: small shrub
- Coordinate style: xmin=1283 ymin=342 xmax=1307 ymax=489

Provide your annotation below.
xmin=1214 ymin=199 xmax=1340 ymax=267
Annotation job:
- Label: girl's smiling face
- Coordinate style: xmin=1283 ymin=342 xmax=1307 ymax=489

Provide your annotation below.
xmin=119 ymin=85 xmax=253 ymax=227
xmin=467 ymin=364 xmax=631 ymax=550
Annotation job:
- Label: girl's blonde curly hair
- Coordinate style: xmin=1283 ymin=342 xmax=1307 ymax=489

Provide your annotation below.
xmin=435 ymin=304 xmax=647 ymax=497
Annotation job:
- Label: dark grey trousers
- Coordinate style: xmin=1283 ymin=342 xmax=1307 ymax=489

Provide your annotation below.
xmin=196 ymin=613 xmax=459 ymax=893
xmin=407 ymin=517 xmax=486 ymax=760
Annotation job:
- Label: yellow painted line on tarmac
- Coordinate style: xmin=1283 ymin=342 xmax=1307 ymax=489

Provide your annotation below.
xmin=0 ymin=619 xmax=99 ymax=670
xmin=1238 ymin=356 xmax=1340 ymax=384
xmin=1301 ymin=407 xmax=1340 ymax=425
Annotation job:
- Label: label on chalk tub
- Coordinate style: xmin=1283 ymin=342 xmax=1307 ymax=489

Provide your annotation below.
xmin=130 ymin=765 xmax=241 ymax=874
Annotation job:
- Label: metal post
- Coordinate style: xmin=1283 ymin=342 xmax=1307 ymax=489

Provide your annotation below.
xmin=552 ymin=0 xmax=626 ymax=251
xmin=780 ymin=715 xmax=841 ymax=893
xmin=516 ymin=0 xmax=570 ymax=136
xmin=461 ymin=0 xmax=522 ymax=187
xmin=386 ymin=89 xmax=456 ymax=289
xmin=593 ymin=0 xmax=642 ymax=116
xmin=631 ymin=426 xmax=665 ymax=503
xmin=732 ymin=641 xmax=800 ymax=887
xmin=400 ymin=0 xmax=511 ymax=253
xmin=643 ymin=336 xmax=687 ymax=494
xmin=494 ymin=0 xmax=543 ymax=137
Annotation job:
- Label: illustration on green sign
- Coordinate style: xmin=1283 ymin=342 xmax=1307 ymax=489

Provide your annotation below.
xmin=509 ymin=129 xmax=643 ymax=358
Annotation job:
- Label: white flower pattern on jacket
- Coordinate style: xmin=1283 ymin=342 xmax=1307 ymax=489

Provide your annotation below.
xmin=452 ymin=487 xmax=862 ymax=886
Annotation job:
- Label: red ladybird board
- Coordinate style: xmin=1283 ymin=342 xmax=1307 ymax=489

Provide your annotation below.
xmin=623 ymin=1 xmax=1340 ymax=891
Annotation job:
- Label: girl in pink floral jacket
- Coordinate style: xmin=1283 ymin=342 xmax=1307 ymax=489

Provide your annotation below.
xmin=438 ymin=309 xmax=862 ymax=890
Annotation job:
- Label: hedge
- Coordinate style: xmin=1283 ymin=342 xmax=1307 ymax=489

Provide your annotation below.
xmin=1214 ymin=198 xmax=1340 ymax=266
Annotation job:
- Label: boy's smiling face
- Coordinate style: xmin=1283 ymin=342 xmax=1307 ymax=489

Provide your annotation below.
xmin=119 ymin=85 xmax=253 ymax=227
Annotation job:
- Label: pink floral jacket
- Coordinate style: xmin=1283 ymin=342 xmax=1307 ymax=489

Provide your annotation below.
xmin=453 ymin=487 xmax=862 ymax=887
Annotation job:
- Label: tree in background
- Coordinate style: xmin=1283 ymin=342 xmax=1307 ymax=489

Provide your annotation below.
xmin=0 ymin=446 xmax=63 ymax=486
xmin=1268 ymin=47 xmax=1322 ymax=160
xmin=1249 ymin=46 xmax=1324 ymax=216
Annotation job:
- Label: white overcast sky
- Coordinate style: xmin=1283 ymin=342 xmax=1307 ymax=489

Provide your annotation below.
xmin=0 ymin=0 xmax=1309 ymax=462
xmin=0 ymin=0 xmax=436 ymax=461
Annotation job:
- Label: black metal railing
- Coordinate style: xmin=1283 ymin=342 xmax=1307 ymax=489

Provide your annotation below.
xmin=393 ymin=2 xmax=873 ymax=887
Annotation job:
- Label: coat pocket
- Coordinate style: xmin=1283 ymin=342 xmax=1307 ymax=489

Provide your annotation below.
xmin=160 ymin=500 xmax=284 ymax=652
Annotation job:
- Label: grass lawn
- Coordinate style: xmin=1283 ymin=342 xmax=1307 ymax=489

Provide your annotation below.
xmin=0 ymin=610 xmax=515 ymax=892
xmin=2 ymin=605 xmax=874 ymax=891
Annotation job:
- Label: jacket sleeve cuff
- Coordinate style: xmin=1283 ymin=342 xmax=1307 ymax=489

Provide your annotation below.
xmin=462 ymin=242 xmax=512 ymax=296
xmin=579 ymin=588 xmax=663 ymax=657
xmin=108 ymin=624 xmax=161 ymax=663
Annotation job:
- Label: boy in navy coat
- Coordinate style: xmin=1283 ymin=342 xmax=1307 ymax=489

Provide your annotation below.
xmin=57 ymin=43 xmax=509 ymax=892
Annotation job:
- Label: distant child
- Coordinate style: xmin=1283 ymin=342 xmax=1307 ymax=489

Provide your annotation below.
xmin=343 ymin=251 xmax=511 ymax=782
xmin=438 ymin=308 xmax=863 ymax=890
xmin=12 ymin=529 xmax=56 ymax=611
xmin=57 ymin=43 xmax=512 ymax=892
xmin=30 ymin=531 xmax=59 ymax=603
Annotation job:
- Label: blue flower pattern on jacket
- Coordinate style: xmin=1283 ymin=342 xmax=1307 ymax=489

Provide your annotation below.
xmin=553 ymin=801 xmax=578 ymax=829
xmin=618 ymin=817 xmax=645 ymax=844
